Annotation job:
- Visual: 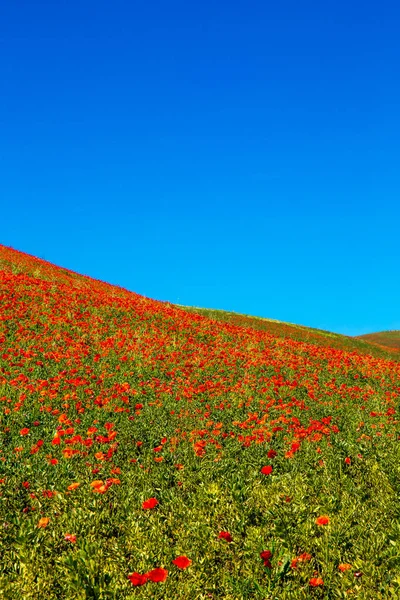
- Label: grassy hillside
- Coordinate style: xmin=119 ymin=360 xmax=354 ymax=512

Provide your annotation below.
xmin=357 ymin=330 xmax=400 ymax=351
xmin=181 ymin=305 xmax=400 ymax=360
xmin=1 ymin=244 xmax=400 ymax=599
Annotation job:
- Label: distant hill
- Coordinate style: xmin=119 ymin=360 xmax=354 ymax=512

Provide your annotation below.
xmin=357 ymin=330 xmax=400 ymax=351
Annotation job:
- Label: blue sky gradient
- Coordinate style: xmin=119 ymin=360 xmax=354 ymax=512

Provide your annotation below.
xmin=1 ymin=0 xmax=399 ymax=335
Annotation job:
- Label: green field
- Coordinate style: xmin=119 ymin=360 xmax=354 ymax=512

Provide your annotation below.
xmin=1 ymin=244 xmax=400 ymax=599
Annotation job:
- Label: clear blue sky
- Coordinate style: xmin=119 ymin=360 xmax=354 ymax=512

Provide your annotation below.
xmin=1 ymin=1 xmax=399 ymax=336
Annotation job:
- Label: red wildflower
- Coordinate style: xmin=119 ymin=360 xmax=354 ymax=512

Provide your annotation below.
xmin=90 ymin=480 xmax=110 ymax=494
xmin=146 ymin=567 xmax=168 ymax=582
xmin=315 ymin=515 xmax=330 ymax=526
xmin=64 ymin=533 xmax=77 ymax=543
xmin=142 ymin=497 xmax=158 ymax=510
xmin=291 ymin=552 xmax=311 ymax=569
xmin=260 ymin=549 xmax=272 ymax=568
xmin=309 ymin=577 xmax=324 ymax=587
xmin=20 ymin=428 xmax=29 ymax=436
xmin=267 ymin=449 xmax=277 ymax=458
xmin=299 ymin=552 xmax=311 ymax=562
xmin=344 ymin=457 xmax=351 ymax=464
xmin=128 ymin=572 xmax=147 ymax=586
xmin=42 ymin=490 xmax=54 ymax=498
xmin=172 ymin=555 xmax=192 ymax=569
xmin=338 ymin=563 xmax=352 ymax=572
xmin=68 ymin=482 xmax=80 ymax=491
xmin=218 ymin=531 xmax=233 ymax=542
xmin=261 ymin=465 xmax=273 ymax=475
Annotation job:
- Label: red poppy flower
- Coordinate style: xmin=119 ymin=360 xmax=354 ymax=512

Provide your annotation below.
xmin=260 ymin=549 xmax=272 ymax=568
xmin=309 ymin=577 xmax=324 ymax=587
xmin=291 ymin=552 xmax=311 ymax=569
xmin=315 ymin=515 xmax=330 ymax=526
xmin=128 ymin=572 xmax=148 ymax=586
xmin=267 ymin=449 xmax=277 ymax=459
xmin=292 ymin=557 xmax=301 ymax=569
xmin=218 ymin=531 xmax=232 ymax=542
xmin=260 ymin=550 xmax=272 ymax=561
xmin=298 ymin=552 xmax=311 ymax=562
xmin=172 ymin=555 xmax=192 ymax=569
xmin=338 ymin=563 xmax=352 ymax=572
xmin=146 ymin=568 xmax=168 ymax=582
xmin=64 ymin=533 xmax=77 ymax=543
xmin=68 ymin=482 xmax=80 ymax=491
xmin=261 ymin=465 xmax=273 ymax=475
xmin=142 ymin=497 xmax=158 ymax=510
xmin=20 ymin=428 xmax=29 ymax=436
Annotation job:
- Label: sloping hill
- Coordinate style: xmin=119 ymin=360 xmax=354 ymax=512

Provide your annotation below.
xmin=181 ymin=305 xmax=400 ymax=360
xmin=1 ymin=244 xmax=400 ymax=599
xmin=357 ymin=330 xmax=400 ymax=351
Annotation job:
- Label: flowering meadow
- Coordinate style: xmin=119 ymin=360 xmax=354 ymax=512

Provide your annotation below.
xmin=1 ymin=245 xmax=400 ymax=599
